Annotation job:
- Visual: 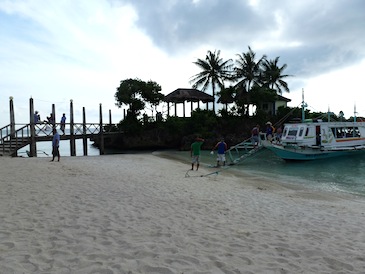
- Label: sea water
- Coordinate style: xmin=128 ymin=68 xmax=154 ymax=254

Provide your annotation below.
xmin=14 ymin=140 xmax=365 ymax=196
xmin=199 ymin=149 xmax=365 ymax=196
xmin=17 ymin=139 xmax=100 ymax=158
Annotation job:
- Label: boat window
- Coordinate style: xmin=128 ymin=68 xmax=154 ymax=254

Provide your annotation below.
xmin=336 ymin=128 xmax=344 ymax=138
xmin=331 ymin=128 xmax=336 ymax=137
xmin=305 ymin=128 xmax=309 ymax=136
xmin=283 ymin=128 xmax=288 ymax=137
xmin=299 ymin=127 xmax=304 ymax=137
xmin=288 ymin=128 xmax=298 ymax=137
xmin=354 ymin=127 xmax=361 ymax=137
xmin=334 ymin=127 xmax=361 ymax=138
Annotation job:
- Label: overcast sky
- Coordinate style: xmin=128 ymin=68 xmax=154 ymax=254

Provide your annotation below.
xmin=1 ymin=0 xmax=365 ymax=126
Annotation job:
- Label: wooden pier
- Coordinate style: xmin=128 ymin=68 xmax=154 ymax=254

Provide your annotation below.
xmin=0 ymin=97 xmax=121 ymax=157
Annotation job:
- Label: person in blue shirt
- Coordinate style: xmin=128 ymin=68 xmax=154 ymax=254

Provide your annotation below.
xmin=51 ymin=128 xmax=61 ymax=162
xmin=60 ymin=113 xmax=66 ymax=135
xmin=266 ymin=121 xmax=275 ymax=142
xmin=34 ymin=111 xmax=40 ymax=124
xmin=212 ymin=138 xmax=228 ymax=167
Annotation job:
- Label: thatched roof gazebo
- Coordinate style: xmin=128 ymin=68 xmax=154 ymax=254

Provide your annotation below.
xmin=164 ymin=88 xmax=214 ymax=117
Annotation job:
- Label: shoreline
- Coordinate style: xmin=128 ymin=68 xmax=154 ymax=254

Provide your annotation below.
xmin=153 ymin=150 xmax=365 ymax=202
xmin=1 ymin=154 xmax=365 ymax=273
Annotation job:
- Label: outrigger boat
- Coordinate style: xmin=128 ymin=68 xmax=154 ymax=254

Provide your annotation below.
xmin=263 ymin=92 xmax=365 ymax=161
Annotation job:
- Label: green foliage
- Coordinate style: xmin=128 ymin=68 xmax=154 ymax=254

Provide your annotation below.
xmin=249 ymin=85 xmax=277 ymax=107
xmin=164 ymin=116 xmax=189 ymax=137
xmin=190 ymin=50 xmax=233 ymax=112
xmin=115 ymin=78 xmax=163 ymax=118
xmin=189 ymin=109 xmax=217 ymax=138
xmin=118 ymin=114 xmax=143 ymax=135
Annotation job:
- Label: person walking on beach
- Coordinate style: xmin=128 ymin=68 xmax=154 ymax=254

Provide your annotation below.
xmin=60 ymin=113 xmax=66 ymax=135
xmin=51 ymin=128 xmax=60 ymax=162
xmin=212 ymin=138 xmax=228 ymax=167
xmin=251 ymin=124 xmax=260 ymax=148
xmin=191 ymin=137 xmax=204 ymax=171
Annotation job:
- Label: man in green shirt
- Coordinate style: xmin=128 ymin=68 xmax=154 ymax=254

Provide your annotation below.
xmin=190 ymin=137 xmax=204 ymax=170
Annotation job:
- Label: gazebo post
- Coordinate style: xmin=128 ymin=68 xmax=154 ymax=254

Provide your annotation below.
xmin=191 ymin=101 xmax=193 ymax=116
xmin=183 ymin=101 xmax=185 ymax=117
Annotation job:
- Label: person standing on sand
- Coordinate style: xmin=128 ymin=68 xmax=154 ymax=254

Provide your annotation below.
xmin=212 ymin=138 xmax=228 ymax=167
xmin=191 ymin=137 xmax=204 ymax=171
xmin=60 ymin=113 xmax=66 ymax=135
xmin=51 ymin=128 xmax=60 ymax=162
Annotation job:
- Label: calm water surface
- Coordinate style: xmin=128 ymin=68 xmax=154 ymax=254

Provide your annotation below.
xmin=199 ymin=149 xmax=365 ymax=196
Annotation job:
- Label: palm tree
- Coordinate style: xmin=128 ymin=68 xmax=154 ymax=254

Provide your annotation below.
xmin=217 ymin=86 xmax=236 ymax=110
xmin=233 ymin=46 xmax=266 ymax=115
xmin=190 ymin=50 xmax=232 ymax=113
xmin=261 ymin=57 xmax=291 ymax=94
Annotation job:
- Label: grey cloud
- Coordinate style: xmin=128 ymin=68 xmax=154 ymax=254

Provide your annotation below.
xmin=114 ymin=0 xmax=364 ymax=86
xmin=117 ymin=0 xmax=273 ymax=52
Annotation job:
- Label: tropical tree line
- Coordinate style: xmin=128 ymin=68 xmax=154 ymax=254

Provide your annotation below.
xmin=114 ymin=46 xmax=291 ymax=123
xmin=190 ymin=46 xmax=291 ymax=116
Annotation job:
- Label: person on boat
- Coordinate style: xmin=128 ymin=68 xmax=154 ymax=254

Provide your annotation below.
xmin=251 ymin=124 xmax=260 ymax=148
xmin=190 ymin=136 xmax=204 ymax=171
xmin=275 ymin=125 xmax=282 ymax=144
xmin=212 ymin=138 xmax=228 ymax=167
xmin=265 ymin=121 xmax=275 ymax=142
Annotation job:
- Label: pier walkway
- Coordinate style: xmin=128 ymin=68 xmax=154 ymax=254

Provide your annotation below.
xmin=0 ymin=122 xmax=120 ymax=157
xmin=1 ymin=97 xmax=121 ymax=157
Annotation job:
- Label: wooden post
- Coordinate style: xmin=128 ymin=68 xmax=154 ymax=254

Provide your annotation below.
xmin=167 ymin=102 xmax=170 ymax=117
xmin=70 ymin=100 xmax=76 ymax=156
xmin=109 ymin=109 xmax=112 ymax=127
xmin=183 ymin=101 xmax=185 ymax=117
xmin=99 ymin=103 xmax=105 ymax=155
xmin=52 ymin=104 xmax=56 ymax=128
xmin=82 ymin=107 xmax=88 ymax=156
xmin=174 ymin=103 xmax=177 ymax=116
xmin=9 ymin=97 xmax=15 ymax=136
xmin=191 ymin=101 xmax=193 ymax=116
xmin=9 ymin=97 xmax=17 ymax=156
xmin=29 ymin=98 xmax=37 ymax=157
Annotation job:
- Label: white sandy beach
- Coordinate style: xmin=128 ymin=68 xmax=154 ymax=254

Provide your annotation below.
xmin=1 ymin=153 xmax=365 ymax=273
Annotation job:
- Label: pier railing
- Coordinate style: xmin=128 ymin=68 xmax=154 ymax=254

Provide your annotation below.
xmin=1 ymin=122 xmax=120 ymax=156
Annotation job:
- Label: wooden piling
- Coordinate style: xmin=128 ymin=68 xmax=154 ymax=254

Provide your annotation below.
xmin=70 ymin=100 xmax=76 ymax=156
xmin=82 ymin=107 xmax=88 ymax=156
xmin=52 ymin=104 xmax=56 ymax=128
xmin=9 ymin=97 xmax=17 ymax=156
xmin=99 ymin=103 xmax=104 ymax=155
xmin=109 ymin=109 xmax=112 ymax=127
xmin=29 ymin=98 xmax=37 ymax=157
